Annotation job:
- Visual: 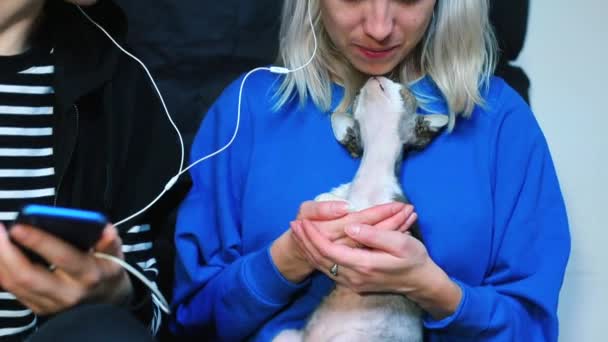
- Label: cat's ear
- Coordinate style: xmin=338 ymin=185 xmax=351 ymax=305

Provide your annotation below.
xmin=403 ymin=114 xmax=449 ymax=151
xmin=331 ymin=112 xmax=363 ymax=158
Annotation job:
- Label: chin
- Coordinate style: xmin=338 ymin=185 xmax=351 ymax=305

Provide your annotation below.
xmin=351 ymin=61 xmax=401 ymax=77
xmin=355 ymin=65 xmax=397 ymax=77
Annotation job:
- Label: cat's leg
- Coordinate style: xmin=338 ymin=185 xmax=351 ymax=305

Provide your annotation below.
xmin=331 ymin=112 xmax=362 ymax=158
xmin=404 ymin=114 xmax=449 ymax=151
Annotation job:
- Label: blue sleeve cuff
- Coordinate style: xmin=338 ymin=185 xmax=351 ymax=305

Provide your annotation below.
xmin=241 ymin=247 xmax=310 ymax=306
xmin=424 ymin=278 xmax=493 ymax=337
xmin=423 ymin=278 xmax=467 ymax=329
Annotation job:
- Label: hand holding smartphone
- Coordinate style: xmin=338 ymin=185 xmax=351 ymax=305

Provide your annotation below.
xmin=10 ymin=204 xmax=108 ymax=265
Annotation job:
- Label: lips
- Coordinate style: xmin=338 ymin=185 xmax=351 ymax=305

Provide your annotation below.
xmin=356 ymin=45 xmax=398 ymax=59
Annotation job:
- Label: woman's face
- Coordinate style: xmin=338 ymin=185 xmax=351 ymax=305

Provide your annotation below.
xmin=320 ymin=0 xmax=436 ymax=76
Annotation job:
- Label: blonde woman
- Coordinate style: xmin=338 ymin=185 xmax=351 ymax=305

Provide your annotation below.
xmin=171 ymin=0 xmax=570 ymax=341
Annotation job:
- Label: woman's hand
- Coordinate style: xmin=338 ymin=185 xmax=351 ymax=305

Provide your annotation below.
xmin=301 ymin=201 xmax=417 ymax=247
xmin=271 ymin=201 xmax=414 ymax=283
xmin=291 ymin=220 xmax=462 ymax=320
xmin=0 ymin=223 xmax=132 ymax=315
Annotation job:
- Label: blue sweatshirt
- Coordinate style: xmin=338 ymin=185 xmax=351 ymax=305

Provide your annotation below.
xmin=170 ymin=71 xmax=570 ymax=341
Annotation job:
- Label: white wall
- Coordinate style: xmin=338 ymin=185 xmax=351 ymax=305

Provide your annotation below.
xmin=517 ymin=0 xmax=608 ymax=341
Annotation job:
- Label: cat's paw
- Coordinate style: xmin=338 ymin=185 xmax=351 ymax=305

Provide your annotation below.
xmin=331 ymin=112 xmax=363 ymax=158
xmin=404 ymin=114 xmax=449 ymax=151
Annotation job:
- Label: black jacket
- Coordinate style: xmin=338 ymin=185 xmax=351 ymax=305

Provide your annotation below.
xmin=46 ymin=0 xmax=181 ymax=325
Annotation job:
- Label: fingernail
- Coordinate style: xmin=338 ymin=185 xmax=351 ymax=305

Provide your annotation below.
xmin=392 ymin=202 xmax=405 ymax=213
xmin=346 ymin=225 xmax=361 ymax=236
xmin=332 ymin=202 xmax=349 ymax=215
xmin=291 ymin=220 xmax=302 ymax=231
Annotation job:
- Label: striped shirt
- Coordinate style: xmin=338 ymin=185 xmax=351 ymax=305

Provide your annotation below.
xmin=0 ymin=47 xmax=161 ymax=339
xmin=0 ymin=45 xmax=55 ymax=340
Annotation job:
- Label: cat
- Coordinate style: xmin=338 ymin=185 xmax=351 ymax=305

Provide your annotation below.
xmin=274 ymin=76 xmax=447 ymax=342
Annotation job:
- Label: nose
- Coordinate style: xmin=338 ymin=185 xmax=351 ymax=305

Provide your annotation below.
xmin=363 ymin=1 xmax=394 ymax=43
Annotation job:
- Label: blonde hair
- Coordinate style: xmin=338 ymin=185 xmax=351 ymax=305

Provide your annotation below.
xmin=275 ymin=0 xmax=497 ymax=130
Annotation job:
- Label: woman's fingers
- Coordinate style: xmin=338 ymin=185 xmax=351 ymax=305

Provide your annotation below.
xmin=297 ymin=201 xmax=349 ymax=220
xmin=94 ymin=225 xmax=123 ymax=257
xmin=321 ymin=202 xmax=407 ymax=240
xmin=375 ymin=204 xmax=414 ymax=231
xmin=398 ymin=212 xmax=418 ymax=233
xmin=349 ymin=202 xmax=405 ymax=226
xmin=9 ymin=224 xmax=93 ymax=278
xmin=290 ymin=220 xmax=326 ymax=270
xmin=345 ymin=224 xmax=423 ymax=259
xmin=298 ymin=201 xmax=414 ymax=243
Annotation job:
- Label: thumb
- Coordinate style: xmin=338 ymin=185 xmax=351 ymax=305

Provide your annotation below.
xmin=345 ymin=224 xmax=410 ymax=257
xmin=95 ymin=225 xmax=123 ymax=258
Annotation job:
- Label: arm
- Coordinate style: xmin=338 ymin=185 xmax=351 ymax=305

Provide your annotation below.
xmin=169 ymin=77 xmax=309 ymax=340
xmin=424 ymin=96 xmax=570 ymax=340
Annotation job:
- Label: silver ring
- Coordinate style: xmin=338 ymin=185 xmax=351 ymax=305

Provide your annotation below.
xmin=48 ymin=264 xmax=57 ymax=272
xmin=329 ymin=263 xmax=339 ymax=277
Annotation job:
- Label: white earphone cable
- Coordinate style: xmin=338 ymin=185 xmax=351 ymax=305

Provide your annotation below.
xmin=178 ymin=1 xmax=317 ymax=175
xmin=93 ymin=252 xmax=170 ymax=314
xmin=76 ymin=1 xmax=317 ymax=316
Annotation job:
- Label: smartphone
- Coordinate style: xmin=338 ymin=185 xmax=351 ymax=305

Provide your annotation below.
xmin=11 ymin=204 xmax=108 ymax=265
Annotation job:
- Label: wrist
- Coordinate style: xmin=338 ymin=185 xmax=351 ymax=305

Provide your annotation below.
xmin=270 ymin=231 xmax=314 ymax=283
xmin=407 ymin=261 xmax=462 ymax=320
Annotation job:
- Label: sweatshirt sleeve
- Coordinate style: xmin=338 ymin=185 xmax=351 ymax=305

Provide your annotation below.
xmin=169 ymin=76 xmax=309 ymax=340
xmin=424 ymin=91 xmax=571 ymax=341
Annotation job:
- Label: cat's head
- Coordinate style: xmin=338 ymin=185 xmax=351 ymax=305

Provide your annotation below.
xmin=331 ymin=77 xmax=448 ymax=158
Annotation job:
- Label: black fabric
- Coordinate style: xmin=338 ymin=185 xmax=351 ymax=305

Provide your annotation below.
xmin=113 ymin=0 xmax=282 ymax=148
xmin=46 ymin=1 xmax=181 ymax=221
xmin=40 ymin=0 xmax=180 ymax=327
xmin=27 ymin=304 xmax=156 ymax=342
xmin=108 ymin=2 xmax=283 ymax=338
xmin=490 ymin=0 xmax=531 ymax=103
